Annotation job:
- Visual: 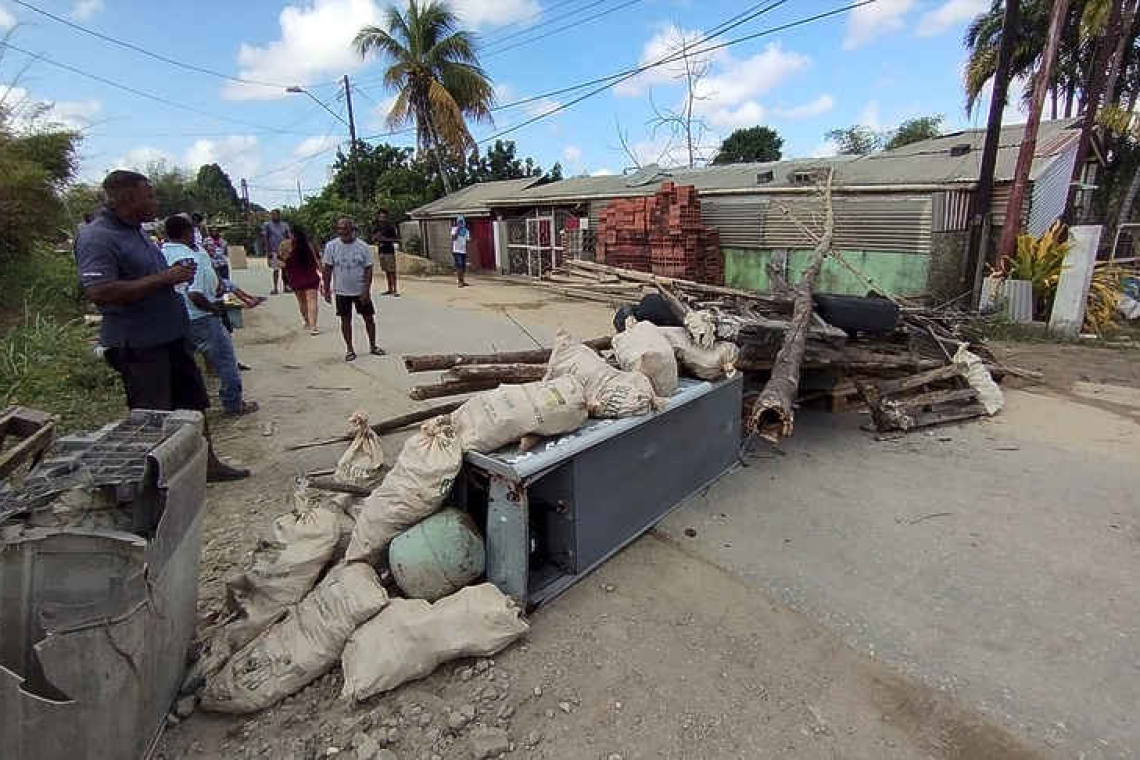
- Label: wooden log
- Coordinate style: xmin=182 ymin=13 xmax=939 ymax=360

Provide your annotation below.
xmin=284 ymin=401 xmax=466 ymax=451
xmin=409 ymin=378 xmax=501 ymax=400
xmin=567 ymin=259 xmax=793 ymax=311
xmin=867 ymin=363 xmax=963 ymax=396
xmin=444 ymin=364 xmax=547 ymax=383
xmin=889 ymin=386 xmax=978 ymax=409
xmin=747 ymin=170 xmax=834 ymax=443
xmin=736 ymin=346 xmax=943 ymax=374
xmin=403 ymin=336 xmax=612 ymax=373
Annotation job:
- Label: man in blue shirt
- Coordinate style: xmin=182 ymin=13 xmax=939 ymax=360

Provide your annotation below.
xmin=162 ymin=214 xmax=258 ymax=418
xmin=75 ymin=170 xmax=249 ymax=482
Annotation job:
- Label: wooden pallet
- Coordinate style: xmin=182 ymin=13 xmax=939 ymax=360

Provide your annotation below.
xmin=0 ymin=406 xmax=58 ymax=479
xmin=855 ymin=365 xmax=986 ymax=432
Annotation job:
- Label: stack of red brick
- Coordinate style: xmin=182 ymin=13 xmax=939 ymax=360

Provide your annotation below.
xmin=596 ymin=182 xmax=724 ymax=285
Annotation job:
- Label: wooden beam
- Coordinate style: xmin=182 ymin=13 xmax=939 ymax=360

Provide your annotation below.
xmin=403 ymin=336 xmax=611 ymax=373
xmin=443 ymin=364 xmax=547 ymax=383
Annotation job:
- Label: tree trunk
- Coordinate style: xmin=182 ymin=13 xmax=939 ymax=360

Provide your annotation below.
xmin=746 ymin=171 xmax=833 ymax=444
xmin=1104 ymin=0 xmax=1138 ymax=107
xmin=1065 ymin=82 xmax=1075 ymax=117
xmin=443 ymin=364 xmax=548 ymax=383
xmin=1051 ymin=85 xmax=1059 ymax=119
xmin=403 ymin=337 xmax=612 ymax=373
xmin=998 ymin=0 xmax=1072 ymax=262
xmin=1114 ymin=160 xmax=1140 ymax=253
xmin=409 ymin=378 xmax=502 ymax=400
xmin=1064 ymin=0 xmax=1126 ymax=222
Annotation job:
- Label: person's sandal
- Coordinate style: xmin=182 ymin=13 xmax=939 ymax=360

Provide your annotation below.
xmin=207 ymin=463 xmax=250 ymax=482
xmin=346 ymin=350 xmax=357 ymax=362
xmin=370 ymin=346 xmax=386 ymax=356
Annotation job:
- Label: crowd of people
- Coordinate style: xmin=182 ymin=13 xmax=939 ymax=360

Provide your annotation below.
xmin=73 ymin=169 xmax=448 ymax=481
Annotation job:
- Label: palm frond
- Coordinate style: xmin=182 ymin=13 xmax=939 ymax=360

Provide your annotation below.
xmin=439 ymin=61 xmax=496 ymax=122
xmin=428 ymin=31 xmax=480 ymax=67
xmin=427 ymin=78 xmax=474 ymax=152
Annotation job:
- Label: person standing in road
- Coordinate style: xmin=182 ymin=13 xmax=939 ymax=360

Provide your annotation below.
xmin=450 ymin=214 xmax=470 ymax=288
xmin=322 ymin=217 xmax=384 ymax=361
xmin=280 ymin=223 xmax=322 ymax=335
xmin=260 ymin=209 xmax=291 ymax=294
xmin=74 ymin=170 xmax=249 ymax=482
xmin=162 ymin=214 xmax=259 ymax=418
xmin=369 ymin=208 xmax=400 ymax=296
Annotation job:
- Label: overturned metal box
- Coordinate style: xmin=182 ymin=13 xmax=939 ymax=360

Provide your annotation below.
xmin=0 ymin=410 xmax=207 ymax=760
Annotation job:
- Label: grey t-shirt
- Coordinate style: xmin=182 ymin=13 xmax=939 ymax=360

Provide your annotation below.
xmin=262 ymin=219 xmax=291 ymax=254
xmin=321 ymin=237 xmax=373 ymax=296
xmin=75 ymin=210 xmax=189 ymax=349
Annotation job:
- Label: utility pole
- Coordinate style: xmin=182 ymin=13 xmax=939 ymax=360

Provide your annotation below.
xmin=965 ymin=0 xmax=1020 ymax=307
xmin=998 ymin=0 xmax=1071 ymax=262
xmin=297 ymin=178 xmax=304 ymax=206
xmin=343 ymin=74 xmax=364 ymax=205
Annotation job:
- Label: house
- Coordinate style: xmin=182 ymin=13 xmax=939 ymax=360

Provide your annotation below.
xmin=409 ymin=119 xmax=1101 ymax=300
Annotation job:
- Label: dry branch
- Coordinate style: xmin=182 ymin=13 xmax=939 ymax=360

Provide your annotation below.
xmin=747 ymin=170 xmax=835 ymax=443
xmin=404 ymin=336 xmax=611 ymax=373
xmin=443 ymin=364 xmax=547 ymax=383
xmin=409 ymin=379 xmax=502 ymax=401
xmin=284 ymin=401 xmax=465 ymax=451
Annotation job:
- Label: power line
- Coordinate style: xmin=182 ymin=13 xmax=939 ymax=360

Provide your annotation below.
xmin=477 ymin=0 xmax=873 ymax=146
xmin=477 ymin=0 xmax=592 ymax=46
xmin=482 ymin=0 xmax=648 ymax=59
xmin=8 ymin=0 xmax=288 ymax=91
xmin=481 ymin=0 xmax=610 ymax=52
xmin=0 ymin=39 xmax=309 ymax=134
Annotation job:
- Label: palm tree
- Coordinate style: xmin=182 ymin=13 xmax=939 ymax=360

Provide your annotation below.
xmin=354 ymin=0 xmax=496 ymax=193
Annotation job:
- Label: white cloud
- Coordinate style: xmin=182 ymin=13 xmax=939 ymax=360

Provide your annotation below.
xmin=615 ymin=25 xmax=726 ymax=97
xmin=844 ymin=0 xmax=914 ymax=50
xmin=563 ymin=145 xmax=582 ymax=164
xmin=523 ymin=96 xmax=561 ymax=117
xmin=774 ymin=94 xmax=835 ymax=120
xmin=690 ymin=44 xmax=808 ymax=128
xmin=114 ymin=146 xmax=174 ymax=171
xmin=705 ymin=101 xmax=766 ymax=130
xmin=591 ymin=168 xmax=614 ymax=176
xmin=451 ymin=0 xmax=540 ymax=28
xmin=70 ymin=0 xmax=103 ymax=21
xmin=0 ymin=3 xmax=15 ymax=29
xmin=294 ymin=134 xmax=342 ymax=157
xmin=811 ymin=140 xmax=839 ymax=158
xmin=917 ymin=0 xmax=987 ymax=37
xmin=184 ymin=135 xmax=262 ymax=181
xmin=225 ymin=0 xmax=539 ymax=101
xmin=860 ymin=100 xmax=883 ymax=130
xmin=0 ymin=86 xmax=102 ymax=129
xmin=368 ymin=94 xmax=400 ymax=130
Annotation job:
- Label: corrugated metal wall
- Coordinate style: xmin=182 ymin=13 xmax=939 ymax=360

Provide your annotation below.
xmin=989 ymin=183 xmax=1031 ymax=229
xmin=702 ymin=197 xmax=768 ymax=248
xmin=1028 ymin=144 xmax=1078 ymax=236
xmin=756 ymin=195 xmax=933 ymax=254
xmin=932 ymin=190 xmax=970 ymax=232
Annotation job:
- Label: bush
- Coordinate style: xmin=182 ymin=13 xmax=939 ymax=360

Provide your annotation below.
xmin=0 ymin=122 xmax=80 ymax=259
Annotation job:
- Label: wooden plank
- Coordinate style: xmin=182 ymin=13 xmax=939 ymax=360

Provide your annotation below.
xmin=404 ymin=336 xmax=612 ymax=373
xmin=0 ymin=419 xmax=56 ymax=479
xmin=872 ymin=364 xmax=963 ymax=397
xmin=891 ymin=387 xmax=978 ymax=409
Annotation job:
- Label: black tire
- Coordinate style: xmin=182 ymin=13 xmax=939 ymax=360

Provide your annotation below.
xmin=812 ymin=294 xmax=899 ymax=335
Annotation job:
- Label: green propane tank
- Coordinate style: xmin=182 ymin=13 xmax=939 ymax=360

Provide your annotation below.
xmin=389 ymin=508 xmax=486 ymax=601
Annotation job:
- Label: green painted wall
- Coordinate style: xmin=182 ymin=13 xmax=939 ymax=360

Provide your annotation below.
xmin=724 ymin=247 xmax=931 ymax=297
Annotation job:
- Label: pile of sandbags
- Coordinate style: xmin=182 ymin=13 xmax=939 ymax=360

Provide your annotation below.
xmin=451 ymin=375 xmax=587 ymax=453
xmin=334 ymin=410 xmax=385 ymax=488
xmin=612 ymin=316 xmax=679 ymax=397
xmin=545 ymin=330 xmax=663 ymax=417
xmin=659 ymin=327 xmax=739 ymax=381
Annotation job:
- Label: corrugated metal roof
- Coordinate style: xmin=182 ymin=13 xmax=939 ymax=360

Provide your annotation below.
xmin=466 ymin=119 xmax=1086 ymax=204
xmin=409 ymin=177 xmax=541 ymax=218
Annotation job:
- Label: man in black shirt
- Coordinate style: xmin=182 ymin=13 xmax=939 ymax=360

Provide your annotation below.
xmin=75 ymin=169 xmax=250 ymax=482
xmin=369 ymin=208 xmax=400 ymax=297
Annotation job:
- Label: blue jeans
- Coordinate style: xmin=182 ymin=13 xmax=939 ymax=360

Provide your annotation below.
xmin=189 ymin=315 xmax=243 ymax=413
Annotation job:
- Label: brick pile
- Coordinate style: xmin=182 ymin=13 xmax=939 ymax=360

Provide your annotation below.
xmin=595 ymin=182 xmax=724 ymax=285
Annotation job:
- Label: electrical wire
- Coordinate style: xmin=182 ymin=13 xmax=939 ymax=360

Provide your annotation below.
xmin=8 ymin=0 xmax=289 ymax=91
xmin=476 ymin=0 xmax=874 ymax=145
xmin=0 ymin=39 xmax=310 ymax=134
xmin=480 ymin=0 xmax=610 ymax=52
xmin=482 ymin=0 xmax=647 ymax=59
xmin=476 ymin=0 xmax=593 ymax=47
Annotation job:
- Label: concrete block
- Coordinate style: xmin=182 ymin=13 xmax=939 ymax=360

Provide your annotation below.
xmin=1048 ymin=225 xmax=1102 ymax=338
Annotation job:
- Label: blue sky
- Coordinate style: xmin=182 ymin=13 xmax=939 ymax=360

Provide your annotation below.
xmin=0 ymin=0 xmax=1025 ymax=207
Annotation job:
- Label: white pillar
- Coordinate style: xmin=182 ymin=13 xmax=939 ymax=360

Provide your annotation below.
xmin=493 ymin=220 xmax=506 ymax=273
xmin=1048 ymin=225 xmax=1102 ymax=338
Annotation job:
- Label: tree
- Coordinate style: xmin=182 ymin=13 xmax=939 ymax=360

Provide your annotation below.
xmin=711 ymin=126 xmax=783 ymax=164
xmin=194 ymin=163 xmax=240 ymax=219
xmin=885 ymin=116 xmax=944 ymax=149
xmin=825 ymin=125 xmax=882 ymax=155
xmin=0 ymin=114 xmax=80 ymax=257
xmin=354 ymin=0 xmax=496 ymax=192
xmin=145 ymin=160 xmax=195 ymax=219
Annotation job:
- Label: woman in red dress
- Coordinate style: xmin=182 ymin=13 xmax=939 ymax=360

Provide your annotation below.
xmin=280 ymin=224 xmax=322 ymax=334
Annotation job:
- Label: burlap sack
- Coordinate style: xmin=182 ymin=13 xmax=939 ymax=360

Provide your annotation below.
xmin=341 ymin=583 xmax=528 ymax=702
xmin=683 ymin=310 xmax=717 ymax=350
xmin=544 ymin=330 xmax=661 ymax=418
xmin=659 ymin=327 xmax=740 ymax=381
xmin=201 ymin=563 xmax=389 ymax=714
xmin=344 ymin=416 xmax=462 ymax=564
xmin=451 ymin=375 xmax=587 ymax=453
xmin=612 ymin=316 xmax=679 ymax=397
xmin=334 ymin=411 xmax=385 ymax=488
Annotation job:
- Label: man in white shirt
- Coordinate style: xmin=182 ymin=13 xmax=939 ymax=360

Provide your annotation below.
xmin=162 ymin=214 xmax=258 ymax=416
xmin=450 ymin=215 xmax=470 ymax=288
xmin=321 ymin=217 xmax=383 ymax=362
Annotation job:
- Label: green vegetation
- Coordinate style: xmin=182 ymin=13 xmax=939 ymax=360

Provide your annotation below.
xmin=0 ymin=249 xmax=122 ymax=434
xmin=885 ymin=115 xmax=944 ymax=150
xmin=711 ymin=126 xmax=783 ymax=165
xmin=825 ymin=124 xmax=883 ymax=155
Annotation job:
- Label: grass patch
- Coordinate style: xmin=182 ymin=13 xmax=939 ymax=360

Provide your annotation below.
xmin=0 ymin=248 xmax=123 ymax=434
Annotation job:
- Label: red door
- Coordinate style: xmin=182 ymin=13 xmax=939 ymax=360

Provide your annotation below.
xmin=469 ymin=218 xmax=495 ymax=270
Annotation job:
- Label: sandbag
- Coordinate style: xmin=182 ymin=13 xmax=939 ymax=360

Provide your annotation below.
xmin=451 ymin=376 xmax=587 ymax=454
xmin=659 ymin=327 xmax=739 ymax=381
xmin=544 ymin=330 xmax=661 ymax=418
xmin=612 ymin=316 xmax=679 ymax=397
xmin=341 ymin=583 xmax=528 ymax=702
xmin=225 ymin=492 xmax=340 ymax=638
xmin=953 ymin=344 xmax=1003 ymax=415
xmin=683 ymin=310 xmax=716 ymax=350
xmin=201 ymin=563 xmax=389 ymax=714
xmin=344 ymin=416 xmax=462 ymax=564
xmin=334 ymin=411 xmax=385 ymax=488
